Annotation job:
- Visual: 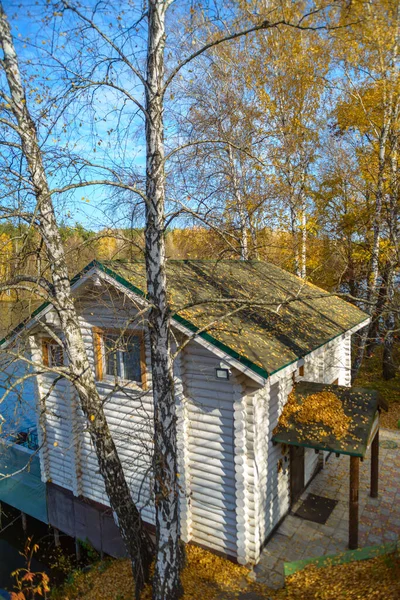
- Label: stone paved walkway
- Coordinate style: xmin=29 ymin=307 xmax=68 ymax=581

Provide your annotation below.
xmin=254 ymin=428 xmax=400 ymax=589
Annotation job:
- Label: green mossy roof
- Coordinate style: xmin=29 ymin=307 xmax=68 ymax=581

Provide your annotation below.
xmin=0 ymin=259 xmax=368 ymax=379
xmin=98 ymin=259 xmax=368 ymax=378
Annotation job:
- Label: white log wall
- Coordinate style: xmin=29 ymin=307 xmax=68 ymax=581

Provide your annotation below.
xmin=29 ymin=283 xmax=353 ymax=565
xmin=244 ymin=334 xmax=349 ymax=563
xmin=181 ymin=342 xmax=238 ymax=557
xmin=34 ymin=291 xmax=242 ymax=558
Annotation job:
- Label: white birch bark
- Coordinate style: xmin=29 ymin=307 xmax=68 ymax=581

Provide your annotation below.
xmin=382 ymin=267 xmax=396 ymax=380
xmin=0 ymin=5 xmax=152 ymax=596
xmin=352 ymin=115 xmax=392 ymax=380
xmin=299 ymin=170 xmax=307 ymax=280
xmin=145 ymin=1 xmax=182 ymax=598
xmin=227 ymin=145 xmax=249 ymax=260
xmin=289 ymin=201 xmax=301 ymax=277
xmin=351 ymin=8 xmax=399 ymax=380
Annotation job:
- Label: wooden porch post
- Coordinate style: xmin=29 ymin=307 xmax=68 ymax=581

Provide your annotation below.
xmin=370 ymin=428 xmax=379 ymax=498
xmin=349 ymin=456 xmax=359 ymax=550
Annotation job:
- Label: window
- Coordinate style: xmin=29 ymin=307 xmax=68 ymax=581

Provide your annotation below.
xmin=42 ymin=339 xmax=64 ymax=367
xmin=93 ymin=328 xmax=146 ymax=388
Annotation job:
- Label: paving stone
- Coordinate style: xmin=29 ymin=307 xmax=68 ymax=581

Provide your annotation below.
xmin=326 ymin=517 xmax=341 ymax=529
xmin=257 ymin=433 xmax=399 ymax=584
xmin=367 ymin=535 xmax=383 ymax=545
xmin=332 ymin=531 xmax=348 ymax=542
xmin=278 ymin=517 xmax=301 ymax=538
xmin=255 ymin=555 xmax=278 ymax=571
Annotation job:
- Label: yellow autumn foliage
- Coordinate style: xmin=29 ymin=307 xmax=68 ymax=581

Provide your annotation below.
xmin=53 ymin=544 xmax=271 ymax=600
xmin=277 ymin=390 xmax=351 ymax=440
xmin=0 ymin=233 xmax=14 ymax=301
xmin=281 ymin=550 xmax=400 ymax=600
xmin=53 ymin=544 xmax=400 ymax=600
xmin=97 ymin=235 xmax=119 ymax=260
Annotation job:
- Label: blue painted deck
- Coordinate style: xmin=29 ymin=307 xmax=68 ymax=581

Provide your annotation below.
xmin=0 ymin=442 xmax=47 ymax=523
xmin=0 ymin=361 xmax=37 ymax=437
xmin=0 ymin=349 xmax=47 ymax=523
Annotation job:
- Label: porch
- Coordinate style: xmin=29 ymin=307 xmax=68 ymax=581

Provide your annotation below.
xmin=255 ymin=427 xmax=400 ymax=588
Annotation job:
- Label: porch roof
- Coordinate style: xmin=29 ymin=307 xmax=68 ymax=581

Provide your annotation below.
xmin=272 ymin=382 xmax=381 ymax=458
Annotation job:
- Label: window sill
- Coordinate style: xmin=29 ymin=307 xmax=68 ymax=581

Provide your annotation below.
xmin=96 ymin=377 xmax=147 ymax=392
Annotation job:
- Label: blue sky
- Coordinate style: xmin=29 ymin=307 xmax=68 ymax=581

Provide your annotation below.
xmin=2 ymin=0 xmax=153 ymax=230
xmin=2 ymin=0 xmax=248 ymax=231
xmin=2 ymin=1 xmax=332 ymax=234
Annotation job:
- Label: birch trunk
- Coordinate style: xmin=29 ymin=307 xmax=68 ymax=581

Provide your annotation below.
xmin=352 ymin=120 xmax=391 ymax=381
xmin=290 ymin=203 xmax=300 ymax=277
xmin=382 ymin=268 xmax=396 ymax=380
xmin=227 ymin=145 xmax=248 ymax=260
xmin=365 ymin=266 xmax=389 ymax=358
xmin=351 ymin=17 xmax=399 ymax=381
xmin=383 ymin=123 xmax=399 ymax=381
xmin=249 ymin=216 xmax=259 ymax=260
xmin=300 ymin=202 xmax=307 ymax=280
xmin=145 ymin=2 xmax=183 ymax=598
xmin=0 ymin=6 xmax=152 ymax=597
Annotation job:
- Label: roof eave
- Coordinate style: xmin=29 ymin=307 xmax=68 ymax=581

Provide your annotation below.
xmin=94 ymin=263 xmax=269 ymax=386
xmin=0 ymin=260 xmax=370 ymax=389
xmin=0 ymin=262 xmax=99 ymax=348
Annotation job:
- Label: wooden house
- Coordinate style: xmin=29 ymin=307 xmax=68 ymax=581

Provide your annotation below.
xmin=0 ymin=260 xmax=369 ymax=564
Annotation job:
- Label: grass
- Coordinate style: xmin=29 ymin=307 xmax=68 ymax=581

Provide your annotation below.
xmin=355 ymin=343 xmax=400 ymax=430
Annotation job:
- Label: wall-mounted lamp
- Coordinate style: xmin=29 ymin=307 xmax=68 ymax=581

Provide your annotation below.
xmin=215 ymin=367 xmax=230 ymax=380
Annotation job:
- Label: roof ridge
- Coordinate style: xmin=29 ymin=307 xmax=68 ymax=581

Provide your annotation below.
xmin=1 ymin=259 xmax=369 ymax=384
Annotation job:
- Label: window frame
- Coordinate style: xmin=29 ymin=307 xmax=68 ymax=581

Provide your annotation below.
xmin=92 ymin=327 xmax=147 ymax=389
xmin=42 ymin=338 xmax=64 ymax=368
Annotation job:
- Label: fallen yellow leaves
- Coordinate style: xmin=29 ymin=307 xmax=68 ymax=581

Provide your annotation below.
xmin=381 ymin=402 xmax=400 ymax=430
xmin=53 ymin=545 xmax=272 ymax=600
xmin=280 ymin=550 xmax=400 ymax=600
xmin=276 ymin=390 xmax=351 ymax=440
xmin=52 ymin=558 xmax=134 ymax=600
xmin=142 ymin=545 xmax=258 ymax=600
xmin=53 ymin=546 xmax=400 ymax=599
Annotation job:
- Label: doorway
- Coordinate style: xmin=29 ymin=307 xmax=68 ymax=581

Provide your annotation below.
xmin=290 ymin=445 xmax=305 ymax=505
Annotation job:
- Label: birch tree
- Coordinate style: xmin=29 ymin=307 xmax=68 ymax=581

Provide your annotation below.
xmin=0 ymin=5 xmax=154 ymax=598
xmin=133 ymin=5 xmax=341 ymax=594
xmin=332 ymin=0 xmax=400 ymax=379
xmin=1 ymin=1 xmax=348 ymax=597
xmin=249 ymin=6 xmax=329 ymax=279
xmin=168 ymin=40 xmax=268 ymax=260
xmin=383 ymin=118 xmax=400 ymax=380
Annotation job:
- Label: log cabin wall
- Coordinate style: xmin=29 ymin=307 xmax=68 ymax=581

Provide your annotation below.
xmin=249 ymin=333 xmax=350 ymax=559
xmin=25 ymin=285 xmax=355 ymax=565
xmin=180 ymin=341 xmax=238 ymax=558
xmin=35 ymin=289 xmax=244 ymax=560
